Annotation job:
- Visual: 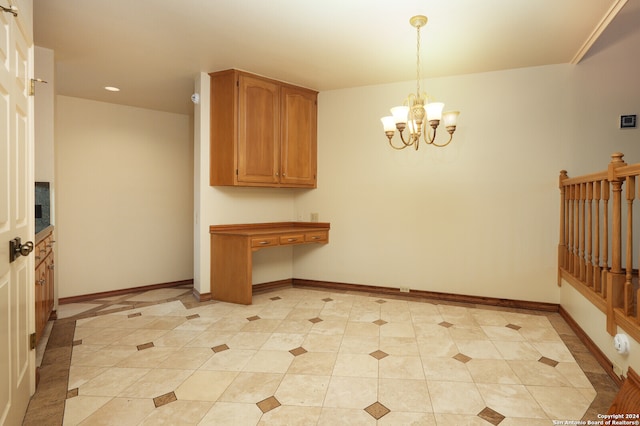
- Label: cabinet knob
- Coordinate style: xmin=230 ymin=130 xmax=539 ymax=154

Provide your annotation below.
xmin=38 ymin=279 xmax=46 ymax=286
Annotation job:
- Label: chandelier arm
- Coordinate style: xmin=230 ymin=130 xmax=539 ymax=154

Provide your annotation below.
xmin=423 ymin=126 xmax=436 ymax=145
xmin=388 ymin=139 xmax=410 ymax=150
xmin=429 ymin=130 xmax=454 ymax=148
xmin=398 ymin=130 xmax=416 ymax=147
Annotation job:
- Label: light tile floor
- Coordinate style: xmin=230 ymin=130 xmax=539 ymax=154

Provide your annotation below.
xmin=27 ymin=285 xmax=619 ymax=425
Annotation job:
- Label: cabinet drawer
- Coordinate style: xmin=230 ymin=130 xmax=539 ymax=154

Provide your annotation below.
xmin=279 ymin=234 xmax=305 ymax=245
xmin=35 ymin=238 xmax=52 ymax=264
xmin=251 ymin=236 xmax=279 ymax=248
xmin=305 ymin=231 xmax=328 ymax=243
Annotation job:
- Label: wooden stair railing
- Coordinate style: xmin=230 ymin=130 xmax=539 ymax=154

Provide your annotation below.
xmin=559 ymin=152 xmax=640 ymax=343
xmin=607 ymin=367 xmax=640 ymax=414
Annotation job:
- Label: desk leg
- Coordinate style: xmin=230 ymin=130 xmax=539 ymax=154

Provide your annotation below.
xmin=211 ymin=235 xmax=252 ymax=304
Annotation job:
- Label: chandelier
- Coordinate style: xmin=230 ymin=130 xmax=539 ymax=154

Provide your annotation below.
xmin=380 ymin=15 xmax=459 ymax=150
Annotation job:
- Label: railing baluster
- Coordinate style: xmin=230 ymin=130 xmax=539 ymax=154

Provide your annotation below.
xmin=607 ymin=152 xmax=627 ymax=336
xmin=625 ymin=176 xmax=635 ymax=317
xmin=558 ymin=171 xmax=568 ymax=285
xmin=574 ymin=183 xmax=580 ymax=276
xmin=586 ymin=181 xmax=594 ymax=288
xmin=602 ymin=180 xmax=610 ymax=298
xmin=579 ymin=182 xmax=586 ymax=281
xmin=594 ymin=180 xmax=601 ymax=293
xmin=568 ymin=184 xmax=574 ymax=273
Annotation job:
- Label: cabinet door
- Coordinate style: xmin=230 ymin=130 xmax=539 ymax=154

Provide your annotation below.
xmin=237 ymin=75 xmax=280 ymax=185
xmin=34 ymin=259 xmax=47 ymax=342
xmin=45 ymin=254 xmax=54 ymax=319
xmin=280 ymin=86 xmax=317 ymax=187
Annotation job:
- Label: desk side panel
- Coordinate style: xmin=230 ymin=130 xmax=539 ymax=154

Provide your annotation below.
xmin=211 ymin=234 xmax=252 ymax=304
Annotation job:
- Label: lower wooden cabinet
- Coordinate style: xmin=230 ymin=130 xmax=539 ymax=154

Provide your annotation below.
xmin=35 ymin=227 xmax=54 ymax=343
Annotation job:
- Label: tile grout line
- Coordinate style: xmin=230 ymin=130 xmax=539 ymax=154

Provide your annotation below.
xmin=23 ymin=286 xmax=618 ymax=424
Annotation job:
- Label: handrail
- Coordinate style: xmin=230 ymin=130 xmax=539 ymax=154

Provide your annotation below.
xmin=559 ymin=152 xmax=640 ymax=343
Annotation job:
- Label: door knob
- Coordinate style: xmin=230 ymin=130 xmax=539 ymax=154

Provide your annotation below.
xmin=9 ymin=237 xmax=34 ymax=262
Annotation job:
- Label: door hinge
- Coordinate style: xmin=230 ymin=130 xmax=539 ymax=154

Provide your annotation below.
xmin=30 ymin=332 xmax=36 ymax=350
xmin=29 ymin=78 xmax=48 ymax=96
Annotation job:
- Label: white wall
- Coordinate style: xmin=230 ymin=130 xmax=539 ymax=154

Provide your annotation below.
xmin=56 ymin=96 xmax=193 ymax=298
xmin=34 ymin=46 xmax=55 ymax=183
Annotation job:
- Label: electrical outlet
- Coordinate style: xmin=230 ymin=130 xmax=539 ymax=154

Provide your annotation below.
xmin=400 ymin=287 xmax=410 ymax=293
xmin=310 ymin=212 xmax=319 ymax=222
xmin=613 ymin=362 xmax=624 ymax=378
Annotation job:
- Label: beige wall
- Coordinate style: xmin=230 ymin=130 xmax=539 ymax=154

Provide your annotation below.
xmin=56 ymin=96 xmax=193 ymax=298
xmin=196 ymin=64 xmax=570 ymax=303
xmin=558 ymin=8 xmax=640 ymax=376
xmin=194 ymin=21 xmax=640 ymax=373
xmin=293 ymin=64 xmax=570 ymax=303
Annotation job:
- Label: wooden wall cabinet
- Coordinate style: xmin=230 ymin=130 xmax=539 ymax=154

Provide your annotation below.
xmin=34 ymin=227 xmax=54 ymax=343
xmin=209 ymin=69 xmax=318 ymax=188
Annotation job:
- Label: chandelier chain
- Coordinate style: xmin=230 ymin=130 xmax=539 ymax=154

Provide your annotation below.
xmin=416 ymin=24 xmax=421 ymax=95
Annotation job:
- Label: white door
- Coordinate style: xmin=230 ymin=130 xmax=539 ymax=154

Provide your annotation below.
xmin=0 ymin=0 xmax=35 ymax=425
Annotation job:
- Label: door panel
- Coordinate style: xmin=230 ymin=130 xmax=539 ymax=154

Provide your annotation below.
xmin=0 ymin=0 xmax=34 ymax=424
xmin=280 ymin=86 xmax=317 ymax=187
xmin=237 ymin=75 xmax=279 ymax=184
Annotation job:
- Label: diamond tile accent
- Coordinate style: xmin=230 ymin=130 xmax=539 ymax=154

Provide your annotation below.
xmin=538 ymin=356 xmax=559 ymax=367
xmin=364 ymin=401 xmax=390 ymax=420
xmin=453 ymin=353 xmax=472 ymax=363
xmin=257 ymin=396 xmax=281 ymax=413
xmin=212 ymin=344 xmax=230 ymax=353
xmin=308 ymin=317 xmax=323 ymax=324
xmin=128 ymin=312 xmax=142 ymax=318
xmin=153 ymin=391 xmax=177 ymax=408
xmin=375 ymin=299 xmax=387 ymax=304
xmin=270 ymin=296 xmax=282 ymax=301
xmin=247 ymin=315 xmax=261 ymax=321
xmin=186 ymin=314 xmax=200 ymax=320
xmin=369 ymin=350 xmax=389 ymax=360
xmin=29 ymin=286 xmax=604 ymax=426
xmin=289 ymin=346 xmax=308 ymax=356
xmin=322 ymin=298 xmax=333 ymax=302
xmin=137 ymin=342 xmax=155 ymax=351
xmin=478 ymin=406 xmax=505 ymax=425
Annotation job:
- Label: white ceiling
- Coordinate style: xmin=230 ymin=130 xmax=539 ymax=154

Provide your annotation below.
xmin=33 ymin=0 xmax=633 ymax=115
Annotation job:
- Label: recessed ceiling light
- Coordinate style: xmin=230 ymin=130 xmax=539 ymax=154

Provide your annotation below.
xmin=104 ymin=86 xmax=120 ymax=92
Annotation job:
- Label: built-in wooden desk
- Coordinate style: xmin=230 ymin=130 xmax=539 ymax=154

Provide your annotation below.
xmin=209 ymin=222 xmax=330 ymax=304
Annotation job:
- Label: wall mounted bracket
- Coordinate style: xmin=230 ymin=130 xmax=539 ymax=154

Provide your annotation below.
xmin=0 ymin=3 xmax=17 ymax=17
